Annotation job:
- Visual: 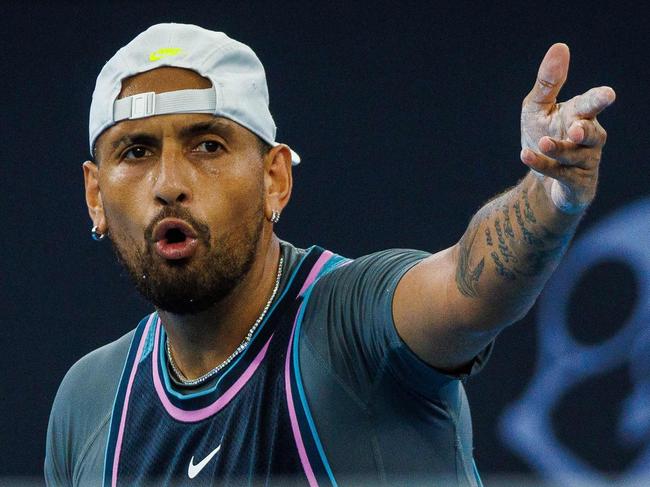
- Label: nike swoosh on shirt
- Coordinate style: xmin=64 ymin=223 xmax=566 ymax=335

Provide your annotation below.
xmin=188 ymin=444 xmax=221 ymax=479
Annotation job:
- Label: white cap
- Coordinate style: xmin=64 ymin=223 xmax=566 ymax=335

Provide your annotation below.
xmin=89 ymin=23 xmax=300 ymax=164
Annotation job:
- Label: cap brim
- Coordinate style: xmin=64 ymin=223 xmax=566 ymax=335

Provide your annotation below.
xmin=272 ymin=142 xmax=300 ymax=165
xmin=289 ymin=148 xmax=301 ymax=165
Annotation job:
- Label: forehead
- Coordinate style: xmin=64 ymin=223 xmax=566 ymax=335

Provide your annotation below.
xmin=102 ymin=113 xmax=241 ymax=150
xmin=119 ymin=67 xmax=211 ymax=99
xmin=95 ymin=67 xmax=256 ymax=154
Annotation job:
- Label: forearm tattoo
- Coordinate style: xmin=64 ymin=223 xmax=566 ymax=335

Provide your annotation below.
xmin=484 ymin=228 xmax=493 ymax=246
xmin=455 ymin=217 xmax=486 ymax=298
xmin=455 ymin=186 xmax=571 ymax=298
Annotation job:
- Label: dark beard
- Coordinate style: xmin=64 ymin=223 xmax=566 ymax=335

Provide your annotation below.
xmin=108 ymin=204 xmax=263 ymax=315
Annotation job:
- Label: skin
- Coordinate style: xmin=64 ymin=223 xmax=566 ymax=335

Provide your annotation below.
xmin=393 ymin=43 xmax=615 ymax=371
xmin=85 ymin=44 xmax=614 ymax=378
xmin=84 ymin=67 xmax=294 ymax=378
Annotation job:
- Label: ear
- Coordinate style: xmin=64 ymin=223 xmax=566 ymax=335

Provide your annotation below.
xmin=263 ymin=144 xmax=293 ymax=221
xmin=83 ymin=161 xmax=107 ymax=234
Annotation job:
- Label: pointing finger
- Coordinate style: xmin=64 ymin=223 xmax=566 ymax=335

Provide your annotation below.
xmin=572 ymin=86 xmax=616 ymax=118
xmin=524 ymin=43 xmax=571 ymax=108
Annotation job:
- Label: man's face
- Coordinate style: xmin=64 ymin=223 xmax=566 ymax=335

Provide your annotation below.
xmin=86 ymin=68 xmax=268 ymax=314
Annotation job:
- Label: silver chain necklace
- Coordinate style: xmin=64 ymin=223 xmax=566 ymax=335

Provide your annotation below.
xmin=166 ymin=256 xmax=284 ymax=387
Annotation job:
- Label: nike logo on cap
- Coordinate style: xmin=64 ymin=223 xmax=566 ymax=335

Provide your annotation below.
xmin=188 ymin=444 xmax=221 ymax=479
xmin=149 ymin=47 xmax=183 ymax=62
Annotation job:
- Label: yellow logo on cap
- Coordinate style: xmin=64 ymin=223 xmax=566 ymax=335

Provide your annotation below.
xmin=149 ymin=47 xmax=183 ymax=62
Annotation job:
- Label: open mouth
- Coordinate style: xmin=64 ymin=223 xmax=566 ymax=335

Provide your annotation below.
xmin=165 ymin=228 xmax=188 ymax=244
xmin=152 ymin=218 xmax=199 ymax=260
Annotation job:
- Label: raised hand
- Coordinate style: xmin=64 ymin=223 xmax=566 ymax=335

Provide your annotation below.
xmin=520 ymin=43 xmax=615 ymax=213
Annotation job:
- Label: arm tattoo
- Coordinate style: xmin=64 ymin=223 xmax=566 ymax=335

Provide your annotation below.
xmin=522 ymin=226 xmax=544 ymax=247
xmin=513 ymin=200 xmax=527 ymax=230
xmin=456 ymin=181 xmax=574 ymax=293
xmin=493 ymin=188 xmax=570 ymax=280
xmin=514 ymin=198 xmax=544 ymax=246
xmin=490 ymin=251 xmax=516 ymax=280
xmin=502 ymin=206 xmax=515 ymax=239
xmin=455 ymin=218 xmax=486 ymax=298
xmin=522 ymin=189 xmax=537 ymax=224
xmin=494 ymin=217 xmax=518 ymax=263
xmin=523 ymin=245 xmax=565 ymax=276
xmin=485 ymin=228 xmax=493 ymax=246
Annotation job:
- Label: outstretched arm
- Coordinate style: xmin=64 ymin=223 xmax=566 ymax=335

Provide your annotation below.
xmin=393 ymin=44 xmax=615 ymax=372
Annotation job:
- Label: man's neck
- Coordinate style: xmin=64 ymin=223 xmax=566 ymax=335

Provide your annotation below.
xmin=159 ymin=234 xmax=282 ymax=381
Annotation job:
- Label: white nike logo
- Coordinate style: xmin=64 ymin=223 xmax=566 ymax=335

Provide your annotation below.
xmin=187 ymin=444 xmax=221 ymax=479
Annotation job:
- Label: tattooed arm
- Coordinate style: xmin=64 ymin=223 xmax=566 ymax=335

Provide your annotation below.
xmin=392 ymin=44 xmax=615 ymax=372
xmin=455 ymin=173 xmax=577 ymax=315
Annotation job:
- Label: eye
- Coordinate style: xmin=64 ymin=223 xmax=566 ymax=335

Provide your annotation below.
xmin=193 ymin=141 xmax=223 ymax=153
xmin=123 ymin=146 xmax=152 ymax=160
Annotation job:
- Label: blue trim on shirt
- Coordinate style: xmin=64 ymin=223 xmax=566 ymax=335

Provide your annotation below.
xmin=139 ymin=315 xmax=157 ymax=363
xmin=291 ymin=258 xmax=349 ymax=487
xmin=472 ymin=459 xmax=484 ymax=487
xmin=102 ymin=313 xmax=151 ymax=487
xmin=320 ymin=255 xmax=351 ymax=276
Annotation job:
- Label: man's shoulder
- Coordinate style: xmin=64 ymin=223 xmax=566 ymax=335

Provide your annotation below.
xmin=46 ymin=326 xmax=140 ymax=484
xmin=60 ymin=328 xmax=135 ymax=398
xmin=310 ymin=247 xmax=430 ymax=291
xmin=50 ymin=327 xmax=136 ymax=432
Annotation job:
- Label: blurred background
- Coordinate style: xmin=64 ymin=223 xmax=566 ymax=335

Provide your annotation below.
xmin=2 ymin=1 xmax=649 ymax=485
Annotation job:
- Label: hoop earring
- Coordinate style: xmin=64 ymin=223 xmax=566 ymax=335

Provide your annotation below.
xmin=91 ymin=225 xmax=106 ymax=241
xmin=269 ymin=210 xmax=281 ymax=224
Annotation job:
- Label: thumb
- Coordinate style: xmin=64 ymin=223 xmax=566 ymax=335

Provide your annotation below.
xmin=524 ymin=43 xmax=570 ymax=108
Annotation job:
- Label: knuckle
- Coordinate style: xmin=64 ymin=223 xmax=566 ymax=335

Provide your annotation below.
xmin=582 ymin=123 xmax=599 ymax=144
xmin=538 ymin=77 xmax=556 ymax=90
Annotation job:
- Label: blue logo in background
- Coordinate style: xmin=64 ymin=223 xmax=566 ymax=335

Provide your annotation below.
xmin=499 ymin=197 xmax=650 ymax=486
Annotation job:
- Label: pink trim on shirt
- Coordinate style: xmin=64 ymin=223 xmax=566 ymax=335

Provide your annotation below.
xmin=285 ymin=250 xmax=334 ymax=486
xmin=111 ymin=313 xmax=155 ymax=487
xmin=151 ymin=318 xmax=273 ymax=422
xmin=299 ymin=250 xmax=333 ymax=296
xmin=284 ymin=307 xmax=318 ymax=487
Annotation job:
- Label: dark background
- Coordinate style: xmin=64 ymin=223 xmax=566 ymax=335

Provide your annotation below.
xmin=2 ymin=1 xmax=649 ymax=483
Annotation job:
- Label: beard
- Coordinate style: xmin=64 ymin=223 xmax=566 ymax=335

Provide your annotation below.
xmin=107 ymin=202 xmax=264 ymax=315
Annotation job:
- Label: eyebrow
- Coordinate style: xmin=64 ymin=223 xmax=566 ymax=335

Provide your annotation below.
xmin=111 ymin=133 xmax=159 ymax=151
xmin=110 ymin=119 xmax=236 ymax=152
xmin=178 ymin=119 xmax=236 ymax=140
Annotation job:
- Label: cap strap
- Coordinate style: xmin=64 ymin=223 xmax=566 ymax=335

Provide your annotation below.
xmin=113 ymin=88 xmax=216 ymax=122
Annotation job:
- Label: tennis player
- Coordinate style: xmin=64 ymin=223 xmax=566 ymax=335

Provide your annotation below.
xmin=45 ymin=23 xmax=614 ymax=486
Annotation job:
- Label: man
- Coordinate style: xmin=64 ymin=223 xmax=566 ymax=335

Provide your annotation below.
xmin=45 ymin=23 xmax=614 ymax=486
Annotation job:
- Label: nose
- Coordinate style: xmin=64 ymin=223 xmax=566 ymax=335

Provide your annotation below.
xmin=153 ymin=146 xmax=192 ymax=205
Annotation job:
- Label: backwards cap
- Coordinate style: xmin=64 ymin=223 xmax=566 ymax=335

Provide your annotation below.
xmin=88 ymin=23 xmax=300 ymax=164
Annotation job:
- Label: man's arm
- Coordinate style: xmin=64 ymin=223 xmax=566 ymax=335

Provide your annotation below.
xmin=393 ymin=43 xmax=615 ymax=372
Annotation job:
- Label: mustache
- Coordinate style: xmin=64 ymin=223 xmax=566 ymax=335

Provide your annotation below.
xmin=143 ymin=206 xmax=211 ymax=246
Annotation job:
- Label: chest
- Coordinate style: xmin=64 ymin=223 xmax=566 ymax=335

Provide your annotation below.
xmin=117 ymin=325 xmax=299 ymax=486
xmin=102 ymin=247 xmax=338 ymax=487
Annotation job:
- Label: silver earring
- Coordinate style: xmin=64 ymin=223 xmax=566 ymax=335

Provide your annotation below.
xmin=91 ymin=225 xmax=106 ymax=241
xmin=270 ymin=210 xmax=281 ymax=224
